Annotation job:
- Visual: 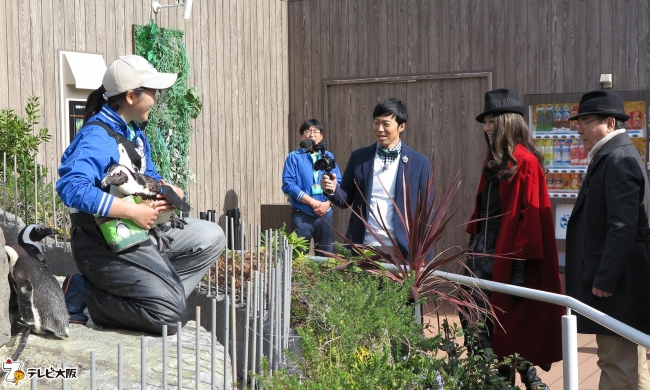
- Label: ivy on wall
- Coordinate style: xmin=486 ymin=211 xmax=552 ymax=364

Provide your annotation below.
xmin=134 ymin=20 xmax=202 ymax=192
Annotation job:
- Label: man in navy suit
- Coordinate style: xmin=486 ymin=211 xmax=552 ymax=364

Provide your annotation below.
xmin=320 ymin=98 xmax=432 ymax=259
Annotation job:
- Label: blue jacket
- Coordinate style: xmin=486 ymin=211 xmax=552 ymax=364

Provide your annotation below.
xmin=57 ymin=104 xmax=162 ymax=216
xmin=281 ymin=148 xmax=342 ymax=216
xmin=327 ymin=143 xmax=432 ymax=258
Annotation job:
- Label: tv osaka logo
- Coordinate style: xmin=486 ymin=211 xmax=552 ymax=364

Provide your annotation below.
xmin=2 ymin=358 xmax=26 ymax=385
xmin=2 ymin=358 xmax=78 ymax=385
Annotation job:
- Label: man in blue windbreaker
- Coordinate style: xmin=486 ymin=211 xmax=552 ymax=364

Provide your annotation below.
xmin=281 ymin=119 xmax=341 ymax=255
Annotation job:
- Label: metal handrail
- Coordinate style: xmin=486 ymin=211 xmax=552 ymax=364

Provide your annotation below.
xmin=431 ymin=270 xmax=650 ymax=349
xmin=308 ymin=256 xmax=650 ymax=390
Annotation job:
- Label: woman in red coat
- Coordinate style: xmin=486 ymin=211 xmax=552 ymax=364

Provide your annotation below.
xmin=464 ymin=88 xmax=565 ymax=389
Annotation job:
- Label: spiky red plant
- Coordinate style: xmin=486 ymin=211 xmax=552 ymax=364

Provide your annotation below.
xmin=322 ymin=168 xmax=495 ymax=323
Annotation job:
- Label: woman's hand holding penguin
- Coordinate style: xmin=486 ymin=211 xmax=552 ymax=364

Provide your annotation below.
xmin=132 ymin=202 xmax=159 ymax=230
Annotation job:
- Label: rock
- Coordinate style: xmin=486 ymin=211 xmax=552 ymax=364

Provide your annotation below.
xmin=0 ymin=321 xmax=232 ymax=389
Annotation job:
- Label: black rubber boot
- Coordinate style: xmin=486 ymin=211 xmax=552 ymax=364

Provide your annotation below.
xmin=518 ymin=365 xmax=550 ymax=390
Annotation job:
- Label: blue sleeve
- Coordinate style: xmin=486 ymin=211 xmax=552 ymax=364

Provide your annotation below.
xmin=281 ymin=152 xmax=308 ymax=202
xmin=56 ymin=127 xmax=119 ymax=216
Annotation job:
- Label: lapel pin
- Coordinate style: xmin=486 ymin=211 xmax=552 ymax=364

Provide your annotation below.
xmin=402 ymin=156 xmax=409 ymax=163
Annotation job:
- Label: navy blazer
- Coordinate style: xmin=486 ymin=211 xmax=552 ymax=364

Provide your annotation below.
xmin=327 ymin=143 xmax=432 ymax=258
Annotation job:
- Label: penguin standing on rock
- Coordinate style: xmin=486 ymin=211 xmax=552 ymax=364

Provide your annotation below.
xmin=5 ymin=245 xmax=69 ymax=338
xmin=101 ymin=164 xmax=191 ymax=251
xmin=7 ymin=224 xmax=58 ymax=329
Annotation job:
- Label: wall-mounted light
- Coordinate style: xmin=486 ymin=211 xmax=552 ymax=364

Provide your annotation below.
xmin=152 ymin=0 xmax=194 ymax=20
xmin=599 ymin=73 xmax=612 ymax=90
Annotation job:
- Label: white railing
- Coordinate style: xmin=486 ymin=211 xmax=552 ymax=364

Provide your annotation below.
xmin=308 ymin=256 xmax=650 ymax=390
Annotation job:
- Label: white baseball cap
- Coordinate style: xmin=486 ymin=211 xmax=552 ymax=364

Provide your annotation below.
xmin=103 ymin=55 xmax=178 ymax=97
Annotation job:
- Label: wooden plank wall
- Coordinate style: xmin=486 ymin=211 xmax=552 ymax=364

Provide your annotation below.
xmin=287 ymin=0 xmax=650 ymax=249
xmin=0 ymin=0 xmax=288 ymax=227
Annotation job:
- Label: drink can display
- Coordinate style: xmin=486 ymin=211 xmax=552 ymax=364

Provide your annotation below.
xmin=544 ymin=140 xmax=554 ymax=167
xmin=632 ymin=111 xmax=643 ymax=129
xmin=561 ymin=173 xmax=571 ymax=190
xmin=562 ymin=140 xmax=571 ymax=166
xmin=570 ymin=173 xmax=580 ymax=190
xmin=570 ymin=140 xmax=579 ymax=165
xmin=561 ymin=105 xmax=571 ymax=130
xmin=578 ymin=141 xmax=588 ymax=165
xmin=554 ymin=174 xmax=563 ymax=190
xmin=554 ymin=140 xmax=563 ymax=166
xmin=536 ymin=105 xmax=546 ymax=131
xmin=553 ymin=105 xmax=562 ymax=132
xmin=570 ymin=105 xmax=579 ymax=130
xmin=545 ymin=105 xmax=554 ymax=132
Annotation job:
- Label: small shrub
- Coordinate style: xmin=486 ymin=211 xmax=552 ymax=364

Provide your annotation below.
xmin=254 ymin=265 xmax=520 ymax=389
xmin=0 ymin=96 xmax=66 ymax=229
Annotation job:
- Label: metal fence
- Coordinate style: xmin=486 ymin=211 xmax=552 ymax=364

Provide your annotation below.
xmin=4 ymin=209 xmax=292 ymax=389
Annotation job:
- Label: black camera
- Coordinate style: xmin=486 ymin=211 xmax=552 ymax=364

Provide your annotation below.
xmin=300 ymin=139 xmax=336 ymax=174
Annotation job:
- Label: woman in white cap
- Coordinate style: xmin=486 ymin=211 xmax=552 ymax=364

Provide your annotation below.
xmin=464 ymin=88 xmax=564 ymax=389
xmin=56 ymin=55 xmax=225 ymax=334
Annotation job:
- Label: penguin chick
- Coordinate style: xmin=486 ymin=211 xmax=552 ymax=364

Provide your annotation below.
xmin=100 ymin=164 xmax=191 ymax=251
xmin=6 ymin=246 xmax=69 ymax=338
xmin=17 ymin=224 xmax=57 ymax=263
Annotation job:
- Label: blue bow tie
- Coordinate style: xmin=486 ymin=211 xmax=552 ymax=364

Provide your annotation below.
xmin=377 ymin=148 xmax=399 ymax=158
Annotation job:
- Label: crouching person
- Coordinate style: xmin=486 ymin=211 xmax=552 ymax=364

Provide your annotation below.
xmin=56 ymin=55 xmax=225 ymax=334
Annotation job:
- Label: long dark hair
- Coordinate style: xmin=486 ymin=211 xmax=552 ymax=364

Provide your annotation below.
xmin=83 ymin=85 xmax=145 ymax=123
xmin=485 ymin=113 xmax=544 ymax=181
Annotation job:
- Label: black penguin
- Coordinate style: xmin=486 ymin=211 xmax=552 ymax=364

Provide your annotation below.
xmin=17 ymin=224 xmax=57 ymax=263
xmin=7 ymin=224 xmax=57 ymax=330
xmin=5 ymin=245 xmax=69 ymax=338
xmin=100 ymin=164 xmax=190 ymax=251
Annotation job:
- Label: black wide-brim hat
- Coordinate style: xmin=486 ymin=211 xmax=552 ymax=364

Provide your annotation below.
xmin=569 ymin=90 xmax=630 ymax=121
xmin=475 ymin=88 xmax=526 ymax=123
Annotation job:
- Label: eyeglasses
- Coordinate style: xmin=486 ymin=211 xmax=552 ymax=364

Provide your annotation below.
xmin=303 ymin=129 xmax=322 ymax=135
xmin=578 ymin=117 xmax=601 ymax=127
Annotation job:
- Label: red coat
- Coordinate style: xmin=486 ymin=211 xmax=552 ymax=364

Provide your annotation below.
xmin=466 ymin=144 xmax=564 ymax=365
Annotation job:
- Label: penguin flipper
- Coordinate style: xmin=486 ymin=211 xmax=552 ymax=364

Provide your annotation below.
xmin=160 ymin=185 xmax=191 ymax=212
xmin=14 ymin=279 xmax=37 ymax=330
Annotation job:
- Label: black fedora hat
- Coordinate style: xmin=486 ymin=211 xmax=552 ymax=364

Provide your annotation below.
xmin=569 ymin=90 xmax=630 ymax=121
xmin=475 ymin=88 xmax=526 ymax=123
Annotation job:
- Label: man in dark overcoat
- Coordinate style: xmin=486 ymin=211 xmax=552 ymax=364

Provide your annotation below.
xmin=565 ymin=90 xmax=650 ymax=389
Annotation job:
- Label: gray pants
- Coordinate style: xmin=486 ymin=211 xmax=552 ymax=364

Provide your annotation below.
xmin=72 ymin=218 xmax=225 ymax=334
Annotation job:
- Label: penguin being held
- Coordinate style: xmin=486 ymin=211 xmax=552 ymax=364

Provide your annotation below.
xmin=100 ymin=164 xmax=190 ymax=251
xmin=5 ymin=245 xmax=69 ymax=338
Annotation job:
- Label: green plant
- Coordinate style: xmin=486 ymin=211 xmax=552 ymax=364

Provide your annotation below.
xmin=255 ymin=266 xmax=519 ymax=389
xmin=134 ymin=20 xmax=202 ymax=192
xmin=283 ymin=228 xmax=310 ymax=259
xmin=0 ymin=96 xmax=65 ymax=228
xmin=327 ymin=169 xmax=494 ymax=324
xmin=0 ymin=96 xmax=51 ymax=161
